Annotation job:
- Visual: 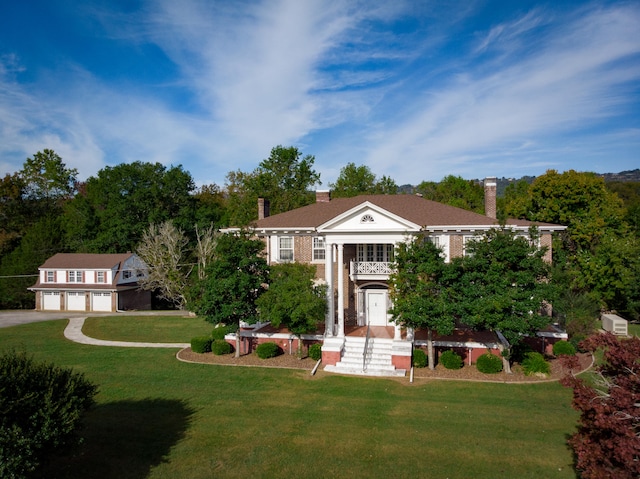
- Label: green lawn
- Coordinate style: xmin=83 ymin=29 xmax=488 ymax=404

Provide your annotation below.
xmin=81 ymin=315 xmax=212 ymax=342
xmin=0 ymin=319 xmax=580 ymax=479
xmin=628 ymin=322 xmax=639 ymax=337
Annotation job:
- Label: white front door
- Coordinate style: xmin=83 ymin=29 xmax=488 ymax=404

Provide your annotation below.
xmin=366 ymin=290 xmax=388 ymax=326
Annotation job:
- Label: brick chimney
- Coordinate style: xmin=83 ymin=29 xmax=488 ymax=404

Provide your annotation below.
xmin=316 ymin=190 xmax=331 ymax=203
xmin=258 ymin=197 xmax=270 ymax=220
xmin=484 ymin=177 xmax=497 ymax=219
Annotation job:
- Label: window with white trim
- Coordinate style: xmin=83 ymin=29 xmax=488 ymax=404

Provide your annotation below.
xmin=46 ymin=271 xmax=54 ymax=282
xmin=313 ymin=237 xmax=325 ymax=261
xmin=278 ymin=236 xmax=294 ymax=262
xmin=97 ymin=271 xmax=106 ymax=283
xmin=356 ymin=244 xmax=394 ymax=262
xmin=68 ymin=271 xmax=82 ymax=283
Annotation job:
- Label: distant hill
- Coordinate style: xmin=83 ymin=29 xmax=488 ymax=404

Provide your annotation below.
xmin=398 ymin=169 xmax=640 ymax=197
xmin=598 ymin=169 xmax=640 ymax=183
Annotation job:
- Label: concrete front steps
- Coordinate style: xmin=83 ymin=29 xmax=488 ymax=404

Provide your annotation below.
xmin=324 ymin=336 xmax=406 ymax=377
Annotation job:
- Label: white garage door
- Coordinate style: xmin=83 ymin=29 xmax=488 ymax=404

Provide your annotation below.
xmin=43 ymin=291 xmax=61 ymax=310
xmin=92 ymin=292 xmax=112 ymax=312
xmin=67 ymin=291 xmax=86 ymax=311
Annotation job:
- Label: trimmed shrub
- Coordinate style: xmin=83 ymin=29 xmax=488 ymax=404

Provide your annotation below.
xmin=412 ymin=348 xmax=427 ymax=368
xmin=256 ymin=342 xmax=280 ymax=359
xmin=521 ymin=352 xmax=551 ymax=376
xmin=439 ymin=349 xmax=463 ymax=370
xmin=0 ymin=350 xmax=97 ymax=479
xmin=476 ymin=353 xmax=503 ymax=374
xmin=211 ymin=339 xmax=232 ymax=356
xmin=553 ymin=340 xmax=576 ymax=356
xmin=211 ymin=324 xmax=237 ymax=341
xmin=191 ymin=336 xmax=212 ymax=354
xmin=308 ymin=343 xmax=322 ymax=361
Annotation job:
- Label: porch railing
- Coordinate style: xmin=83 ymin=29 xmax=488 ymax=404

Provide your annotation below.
xmin=350 ymin=261 xmax=394 ymax=276
xmin=362 ymin=323 xmax=371 ymax=371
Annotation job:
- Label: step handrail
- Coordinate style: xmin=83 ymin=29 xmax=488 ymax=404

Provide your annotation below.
xmin=362 ymin=324 xmax=371 ymax=371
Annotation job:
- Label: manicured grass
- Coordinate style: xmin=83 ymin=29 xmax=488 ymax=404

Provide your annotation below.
xmin=82 ymin=315 xmax=212 ymax=342
xmin=1 ymin=320 xmax=580 ymax=479
xmin=628 ymin=322 xmax=639 ymax=337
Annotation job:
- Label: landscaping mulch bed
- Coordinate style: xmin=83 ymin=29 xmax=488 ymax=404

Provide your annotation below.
xmin=177 ymin=348 xmax=319 ymax=370
xmin=177 ymin=348 xmax=593 ymax=383
xmin=411 ymin=352 xmax=593 ymax=383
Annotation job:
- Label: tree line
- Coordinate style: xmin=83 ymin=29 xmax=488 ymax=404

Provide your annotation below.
xmin=1 ymin=147 xmax=639 ymax=326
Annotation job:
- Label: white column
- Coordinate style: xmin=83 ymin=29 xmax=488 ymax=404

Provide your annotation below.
xmin=325 ymin=241 xmax=334 ymax=337
xmin=337 ymin=243 xmax=345 ymax=338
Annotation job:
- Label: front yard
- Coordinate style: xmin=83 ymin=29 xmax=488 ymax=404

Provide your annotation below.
xmin=0 ymin=316 xmax=581 ymax=479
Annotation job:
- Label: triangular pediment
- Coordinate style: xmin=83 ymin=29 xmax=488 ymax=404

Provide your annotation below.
xmin=317 ymin=201 xmax=421 ymax=233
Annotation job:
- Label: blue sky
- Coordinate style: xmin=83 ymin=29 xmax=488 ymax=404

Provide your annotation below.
xmin=0 ymin=0 xmax=638 ymax=188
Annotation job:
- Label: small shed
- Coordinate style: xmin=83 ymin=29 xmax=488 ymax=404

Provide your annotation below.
xmin=601 ymin=314 xmax=628 ymax=336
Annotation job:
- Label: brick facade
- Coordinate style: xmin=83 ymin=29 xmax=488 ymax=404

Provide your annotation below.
xmin=450 ymin=235 xmax=464 ymax=259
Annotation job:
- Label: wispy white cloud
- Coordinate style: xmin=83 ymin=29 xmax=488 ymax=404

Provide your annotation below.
xmin=0 ymin=1 xmax=638 ymax=188
xmin=363 ymin=3 xmax=640 ymax=182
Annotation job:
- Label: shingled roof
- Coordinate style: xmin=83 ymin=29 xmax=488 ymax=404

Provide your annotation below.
xmin=253 ymin=194 xmax=560 ymax=230
xmin=39 ymin=253 xmax=134 ymax=269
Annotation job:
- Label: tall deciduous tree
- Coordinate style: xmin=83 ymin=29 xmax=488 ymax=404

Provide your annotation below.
xmin=415 ymin=175 xmax=484 ymax=213
xmin=194 ymin=224 xmax=218 ymax=281
xmin=63 ymin=162 xmax=196 ymax=253
xmin=136 ymin=222 xmax=191 ymax=309
xmin=189 ymin=232 xmax=269 ymax=329
xmin=391 ymin=228 xmax=557 ymax=372
xmin=256 ymin=263 xmax=326 ymax=356
xmin=501 ymin=169 xmax=638 ymax=320
xmin=453 ymin=228 xmax=556 ymax=371
xmin=193 ymin=183 xmax=228 ymax=229
xmin=20 ymin=149 xmax=78 ymax=203
xmin=606 ymin=181 xmax=640 ymax=237
xmin=524 ymin=170 xmax=625 ymax=252
xmin=499 ymin=179 xmax=531 ymax=220
xmin=390 ymin=234 xmax=456 ymax=369
xmin=0 ymin=216 xmax=65 ymax=309
xmin=329 ymin=163 xmax=398 ymax=198
xmin=0 ymin=173 xmax=26 ymax=255
xmin=561 ymin=333 xmax=640 ymax=479
xmin=225 ymin=146 xmax=320 ymax=226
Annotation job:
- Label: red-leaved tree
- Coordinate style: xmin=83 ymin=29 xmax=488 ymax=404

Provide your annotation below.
xmin=560 ymin=333 xmax=640 ymax=479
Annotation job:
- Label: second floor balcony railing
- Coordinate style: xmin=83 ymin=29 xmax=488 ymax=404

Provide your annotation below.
xmin=350 ymin=261 xmax=394 ymax=278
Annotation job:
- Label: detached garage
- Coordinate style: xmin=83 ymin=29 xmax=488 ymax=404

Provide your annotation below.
xmin=29 ymin=253 xmax=151 ymax=313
